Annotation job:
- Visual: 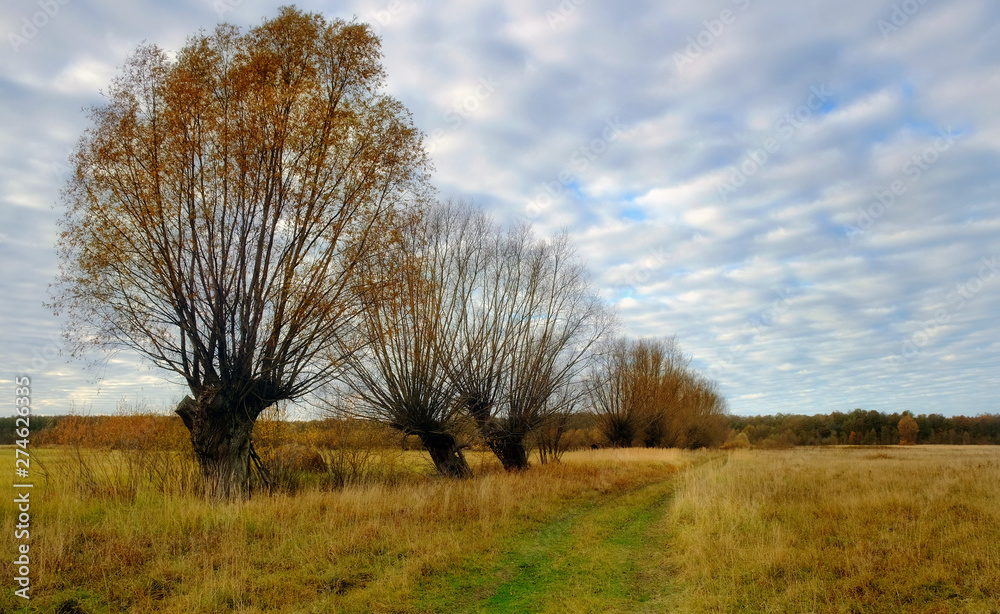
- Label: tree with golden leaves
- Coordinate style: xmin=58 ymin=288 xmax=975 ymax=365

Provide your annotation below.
xmin=898 ymin=414 xmax=919 ymax=445
xmin=52 ymin=7 xmax=429 ymax=499
xmin=589 ymin=337 xmax=680 ymax=447
xmin=589 ymin=336 xmax=728 ymax=449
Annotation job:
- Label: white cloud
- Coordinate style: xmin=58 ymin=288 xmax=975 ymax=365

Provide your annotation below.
xmin=2 ymin=0 xmax=999 ymax=417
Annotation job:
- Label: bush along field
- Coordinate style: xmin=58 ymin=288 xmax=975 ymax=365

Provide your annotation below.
xmin=2 ymin=415 xmax=1000 ymax=613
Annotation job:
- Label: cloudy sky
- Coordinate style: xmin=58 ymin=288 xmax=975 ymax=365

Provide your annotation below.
xmin=3 ymin=0 xmax=999 ymax=417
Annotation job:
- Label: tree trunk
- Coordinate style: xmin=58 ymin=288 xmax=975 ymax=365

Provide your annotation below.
xmin=643 ymin=418 xmax=666 ymax=448
xmin=537 ymin=414 xmax=569 ymax=465
xmin=603 ymin=417 xmax=636 ymax=448
xmin=419 ymin=432 xmax=472 ymax=478
xmin=472 ymin=414 xmax=531 ymax=471
xmin=175 ymin=391 xmax=260 ymax=500
xmin=487 ymin=433 xmax=529 ymax=472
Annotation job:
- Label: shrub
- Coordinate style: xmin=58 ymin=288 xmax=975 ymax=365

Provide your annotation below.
xmin=721 ymin=430 xmax=752 ymax=450
xmin=266 ymin=443 xmax=328 ymax=474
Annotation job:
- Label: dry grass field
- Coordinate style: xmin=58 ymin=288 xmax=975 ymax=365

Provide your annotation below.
xmin=664 ymin=446 xmax=1000 ymax=613
xmin=1 ymin=445 xmax=998 ymax=613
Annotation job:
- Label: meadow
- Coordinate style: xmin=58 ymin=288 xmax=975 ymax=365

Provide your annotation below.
xmin=1 ymin=445 xmax=999 ymax=613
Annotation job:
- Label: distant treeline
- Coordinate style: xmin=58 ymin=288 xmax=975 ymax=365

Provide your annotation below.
xmin=10 ymin=409 xmax=998 ymax=450
xmin=728 ymin=409 xmax=1000 ymax=447
xmin=0 ymin=416 xmax=58 ymax=445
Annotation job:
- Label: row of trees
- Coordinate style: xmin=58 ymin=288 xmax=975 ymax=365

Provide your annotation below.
xmin=51 ymin=8 xmax=727 ymax=499
xmin=335 ymin=204 xmax=729 ymax=475
xmin=588 ymin=337 xmax=729 ymax=449
xmin=336 ymin=202 xmax=614 ymax=477
xmin=728 ymin=409 xmax=1000 ymax=447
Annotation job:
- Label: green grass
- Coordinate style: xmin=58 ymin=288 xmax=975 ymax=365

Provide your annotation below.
xmin=415 ymin=476 xmax=679 ymax=613
xmin=0 ymin=446 xmax=689 ymax=613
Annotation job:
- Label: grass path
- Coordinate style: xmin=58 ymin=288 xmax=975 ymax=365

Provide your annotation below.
xmin=414 ymin=472 xmax=683 ymax=613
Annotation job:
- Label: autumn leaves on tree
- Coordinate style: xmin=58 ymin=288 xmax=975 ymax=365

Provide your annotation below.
xmin=54 ymin=8 xmax=428 ymax=499
xmin=588 ymin=337 xmax=729 ymax=450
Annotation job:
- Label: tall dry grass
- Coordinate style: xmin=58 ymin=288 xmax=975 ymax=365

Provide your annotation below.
xmin=8 ymin=438 xmax=996 ymax=613
xmin=663 ymin=446 xmax=1000 ymax=613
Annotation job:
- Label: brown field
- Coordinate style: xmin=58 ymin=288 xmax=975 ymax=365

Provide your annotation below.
xmin=1 ymin=445 xmax=998 ymax=613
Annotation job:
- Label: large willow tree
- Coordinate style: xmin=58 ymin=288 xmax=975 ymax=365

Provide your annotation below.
xmin=53 ymin=7 xmax=429 ymax=499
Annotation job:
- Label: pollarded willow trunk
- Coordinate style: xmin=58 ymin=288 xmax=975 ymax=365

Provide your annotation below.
xmin=462 ymin=398 xmax=529 ymax=471
xmin=643 ymin=415 xmax=668 ymax=448
xmin=175 ymin=391 xmax=263 ymax=500
xmin=418 ymin=432 xmax=472 ymax=478
xmin=602 ymin=416 xmax=638 ymax=448
xmin=486 ymin=431 xmax=530 ymax=472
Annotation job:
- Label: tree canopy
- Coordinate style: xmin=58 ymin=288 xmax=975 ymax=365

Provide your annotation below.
xmin=53 ymin=7 xmax=429 ymax=498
